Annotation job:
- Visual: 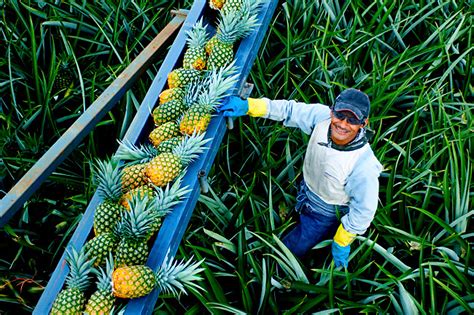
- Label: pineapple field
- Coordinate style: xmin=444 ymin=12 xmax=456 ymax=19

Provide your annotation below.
xmin=0 ymin=0 xmax=473 ymax=314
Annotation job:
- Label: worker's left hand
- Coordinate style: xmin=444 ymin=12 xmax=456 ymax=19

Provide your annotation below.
xmin=331 ymin=242 xmax=350 ymax=268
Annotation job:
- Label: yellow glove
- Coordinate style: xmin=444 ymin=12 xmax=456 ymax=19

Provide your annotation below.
xmin=333 ymin=224 xmax=356 ymax=247
xmin=247 ymin=98 xmax=268 ymax=117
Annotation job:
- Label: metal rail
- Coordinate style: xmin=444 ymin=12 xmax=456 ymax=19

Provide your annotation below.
xmin=0 ymin=9 xmax=188 ymax=227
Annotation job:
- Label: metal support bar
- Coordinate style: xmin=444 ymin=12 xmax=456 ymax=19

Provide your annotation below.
xmin=225 ymin=82 xmax=254 ymax=130
xmin=0 ymin=10 xmax=188 ymax=227
xmin=198 ymin=170 xmax=210 ymax=193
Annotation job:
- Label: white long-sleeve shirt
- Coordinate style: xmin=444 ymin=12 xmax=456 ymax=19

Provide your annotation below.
xmin=261 ymin=98 xmax=383 ymax=235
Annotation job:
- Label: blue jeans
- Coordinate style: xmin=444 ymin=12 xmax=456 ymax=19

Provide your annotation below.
xmin=282 ymin=181 xmax=346 ymax=257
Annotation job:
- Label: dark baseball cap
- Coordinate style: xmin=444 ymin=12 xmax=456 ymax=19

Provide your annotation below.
xmin=333 ymin=88 xmax=370 ymax=120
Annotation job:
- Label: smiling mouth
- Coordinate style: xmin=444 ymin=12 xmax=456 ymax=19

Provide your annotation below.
xmin=333 ymin=124 xmax=349 ymax=134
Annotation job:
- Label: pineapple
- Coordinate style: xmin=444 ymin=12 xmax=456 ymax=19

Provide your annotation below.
xmin=50 ymin=247 xmax=94 ymax=314
xmin=144 ymin=176 xmax=191 ymax=240
xmin=115 ymin=140 xmax=157 ymax=191
xmin=85 ymin=254 xmax=115 ymax=315
xmin=149 ymin=121 xmax=181 ymax=147
xmin=180 ymin=64 xmax=238 ymax=135
xmin=53 ymin=56 xmax=74 ymax=98
xmin=119 ymin=184 xmax=156 ymax=210
xmin=115 ymin=195 xmax=158 ymax=267
xmin=84 ymin=223 xmax=120 ymax=267
xmin=92 ymin=159 xmax=125 ymax=235
xmin=121 ymin=163 xmax=148 ymax=191
xmin=167 ymin=68 xmax=201 ymax=89
xmin=152 ymin=100 xmax=186 ymax=126
xmin=112 ymin=253 xmax=204 ymax=299
xmin=207 ymin=4 xmax=259 ymax=69
xmin=157 ymin=136 xmax=184 ymax=153
xmin=204 ymin=35 xmax=219 ymax=55
xmin=209 ymin=0 xmax=226 ymax=10
xmin=183 ymin=18 xmax=209 ymax=70
xmin=159 ymin=87 xmax=186 ymax=104
xmin=222 ymin=0 xmax=265 ymax=14
xmin=145 ymin=134 xmax=210 ymax=187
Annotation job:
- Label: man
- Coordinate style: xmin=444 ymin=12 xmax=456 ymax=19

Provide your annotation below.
xmin=219 ymin=88 xmax=383 ymax=268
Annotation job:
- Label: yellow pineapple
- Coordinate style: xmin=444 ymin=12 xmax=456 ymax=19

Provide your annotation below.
xmin=209 ymin=0 xmax=226 ymax=10
xmin=114 ymin=140 xmax=158 ymax=192
xmin=159 ymin=87 xmax=186 ymax=104
xmin=112 ymin=254 xmax=204 ymax=299
xmin=145 ymin=134 xmax=210 ymax=187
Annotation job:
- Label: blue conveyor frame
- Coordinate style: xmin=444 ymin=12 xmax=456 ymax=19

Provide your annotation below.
xmin=28 ymin=0 xmax=278 ymax=313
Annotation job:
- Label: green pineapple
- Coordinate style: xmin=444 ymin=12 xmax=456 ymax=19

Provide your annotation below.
xmin=93 ymin=159 xmax=125 ymax=235
xmin=145 ymin=134 xmax=210 ymax=187
xmin=156 ymin=136 xmax=184 ymax=153
xmin=50 ymin=247 xmax=94 ymax=314
xmin=112 ymin=253 xmax=204 ymax=299
xmin=84 ymin=223 xmax=121 ymax=267
xmin=149 ymin=121 xmax=181 ymax=148
xmin=207 ymin=3 xmax=259 ymax=69
xmin=53 ymin=56 xmax=74 ymax=97
xmin=183 ymin=18 xmax=209 ymax=70
xmin=152 ymin=100 xmax=187 ymax=126
xmin=115 ymin=195 xmax=158 ymax=267
xmin=222 ymin=0 xmax=265 ymax=14
xmin=167 ymin=68 xmax=201 ymax=89
xmin=180 ymin=64 xmax=238 ymax=135
xmin=85 ymin=254 xmax=115 ymax=314
xmin=144 ymin=176 xmax=191 ymax=239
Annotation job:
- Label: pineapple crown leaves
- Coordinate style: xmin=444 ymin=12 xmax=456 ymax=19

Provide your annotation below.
xmin=92 ymin=253 xmax=114 ymax=293
xmin=172 ymin=132 xmax=212 ymax=166
xmin=119 ymin=194 xmax=159 ymax=240
xmin=152 ymin=175 xmax=191 ymax=216
xmin=155 ymin=250 xmax=205 ymax=296
xmin=197 ymin=61 xmax=239 ymax=109
xmin=183 ymin=80 xmax=207 ymax=108
xmin=115 ymin=140 xmax=158 ymax=164
xmin=185 ymin=17 xmax=209 ymax=48
xmin=64 ymin=247 xmax=95 ymax=292
xmin=215 ymin=4 xmax=259 ymax=44
xmin=93 ymin=158 xmax=123 ymax=202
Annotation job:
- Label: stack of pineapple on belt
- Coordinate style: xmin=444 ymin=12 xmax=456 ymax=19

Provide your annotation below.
xmin=50 ymin=1 xmax=267 ymax=313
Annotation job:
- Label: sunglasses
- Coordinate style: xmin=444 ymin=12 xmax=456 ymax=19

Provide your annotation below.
xmin=332 ymin=110 xmax=364 ymax=125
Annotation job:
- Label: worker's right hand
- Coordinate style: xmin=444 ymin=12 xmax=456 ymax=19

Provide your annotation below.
xmin=219 ymin=96 xmax=249 ymax=117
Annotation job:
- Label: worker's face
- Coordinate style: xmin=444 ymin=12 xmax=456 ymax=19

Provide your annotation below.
xmin=330 ymin=110 xmax=367 ymax=146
